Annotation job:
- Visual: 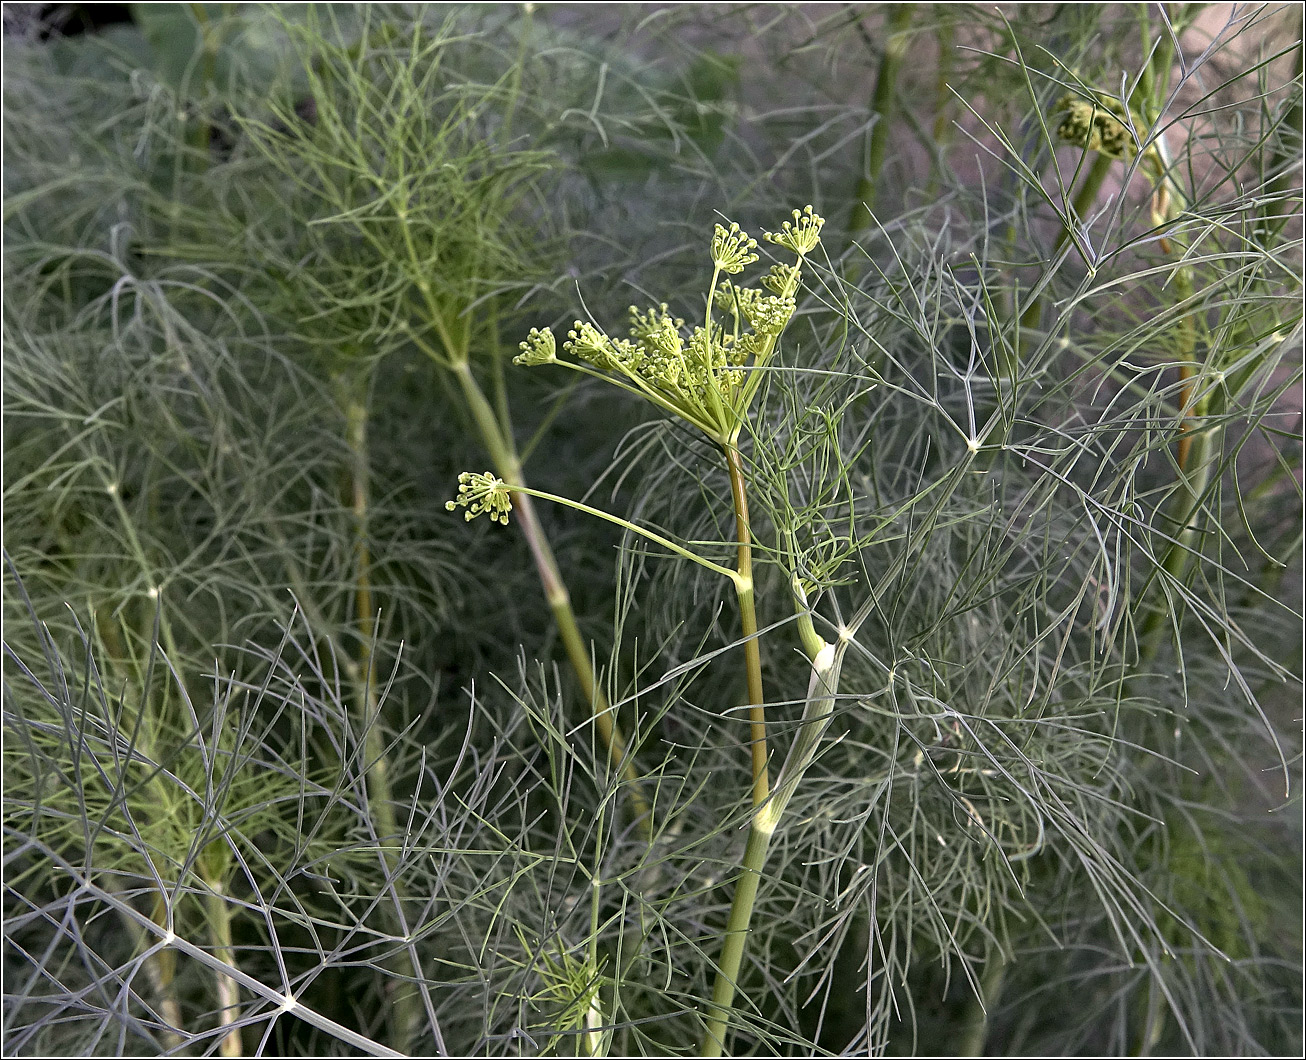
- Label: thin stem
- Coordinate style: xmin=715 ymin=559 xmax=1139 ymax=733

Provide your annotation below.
xmin=342 ymin=381 xmax=422 ymax=1052
xmin=450 ymin=361 xmax=654 ymax=836
xmin=503 ymin=478 xmax=743 ymax=588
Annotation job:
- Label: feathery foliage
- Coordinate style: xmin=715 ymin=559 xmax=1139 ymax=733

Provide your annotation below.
xmin=4 ymin=4 xmax=1301 ymax=1057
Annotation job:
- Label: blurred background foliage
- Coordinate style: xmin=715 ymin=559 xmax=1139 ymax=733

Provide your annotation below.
xmin=3 ymin=3 xmax=1301 ymax=1057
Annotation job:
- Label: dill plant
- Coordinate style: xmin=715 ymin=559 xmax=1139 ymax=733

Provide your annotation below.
xmin=4 ymin=4 xmax=1303 ymax=1059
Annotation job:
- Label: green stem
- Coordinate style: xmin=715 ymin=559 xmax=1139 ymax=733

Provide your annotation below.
xmin=450 ymin=361 xmax=654 ymax=837
xmin=696 ymin=441 xmax=771 ymax=1058
xmin=955 ymin=952 xmax=1009 ymax=1057
xmin=1018 ymin=152 xmax=1115 ymax=339
xmin=925 ymin=15 xmax=956 ymax=197
xmin=343 ymin=383 xmax=422 ymax=1052
xmin=1135 ymin=384 xmax=1212 ymax=665
xmin=139 ymin=892 xmax=184 ymax=1052
xmin=205 ymin=879 xmax=244 ymax=1058
xmin=1260 ymin=9 xmax=1303 ymax=247
xmin=699 ymin=592 xmax=860 ymax=1056
xmin=724 ymin=442 xmax=769 ymax=807
xmin=700 ymin=818 xmax=773 ymax=1058
xmin=849 ymin=4 xmax=916 ymax=234
xmin=1136 ymin=974 xmax=1167 ymax=1057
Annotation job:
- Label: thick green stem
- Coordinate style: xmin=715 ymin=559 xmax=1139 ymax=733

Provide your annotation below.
xmin=343 ymin=386 xmax=422 ymax=1051
xmin=205 ymin=879 xmax=243 ymax=1058
xmin=1136 ymin=388 xmax=1213 ymax=664
xmin=697 ymin=442 xmax=773 ymax=1058
xmin=697 ymin=592 xmax=857 ymax=1056
xmin=724 ymin=442 xmax=769 ymax=807
xmin=141 ymin=894 xmax=185 ymax=1052
xmin=849 ymin=4 xmax=916 ymax=234
xmin=94 ymin=612 xmax=187 ymax=1051
xmin=450 ymin=361 xmax=653 ymax=836
xmin=955 ymin=951 xmax=1009 ymax=1057
xmin=699 ymin=819 xmax=773 ymax=1058
xmin=925 ymin=16 xmax=956 ymax=197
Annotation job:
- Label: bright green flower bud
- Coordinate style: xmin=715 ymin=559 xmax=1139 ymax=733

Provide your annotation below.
xmin=715 ymin=282 xmax=764 ymax=318
xmin=743 ymin=294 xmax=795 ymax=335
xmin=629 ymin=303 xmax=685 ymax=345
xmin=565 ymin=321 xmax=631 ymax=370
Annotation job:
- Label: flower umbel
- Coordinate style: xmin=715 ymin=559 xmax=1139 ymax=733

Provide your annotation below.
xmin=514 ymin=326 xmax=556 ymax=366
xmin=446 ymin=471 xmax=513 ymax=525
xmin=1054 ymin=94 xmax=1136 ymax=159
xmin=711 ymin=222 xmax=759 ymax=274
xmin=513 ymin=206 xmax=823 ymax=441
xmin=765 ymin=205 xmax=825 ymax=257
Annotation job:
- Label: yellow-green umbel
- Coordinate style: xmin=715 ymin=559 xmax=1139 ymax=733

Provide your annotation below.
xmin=513 ymin=206 xmax=824 ymax=445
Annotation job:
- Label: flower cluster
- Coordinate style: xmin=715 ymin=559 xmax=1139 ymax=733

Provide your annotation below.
xmin=515 ymin=326 xmax=556 ymax=366
xmin=513 ymin=207 xmax=825 ymax=439
xmin=1054 ymin=94 xmax=1137 ymax=160
xmin=764 ymin=205 xmax=825 ymax=257
xmin=446 ymin=471 xmax=513 ymax=524
xmin=711 ymin=222 xmax=760 ymax=274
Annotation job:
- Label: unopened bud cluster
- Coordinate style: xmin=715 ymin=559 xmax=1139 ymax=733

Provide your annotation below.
xmin=1054 ymin=93 xmax=1136 ymax=160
